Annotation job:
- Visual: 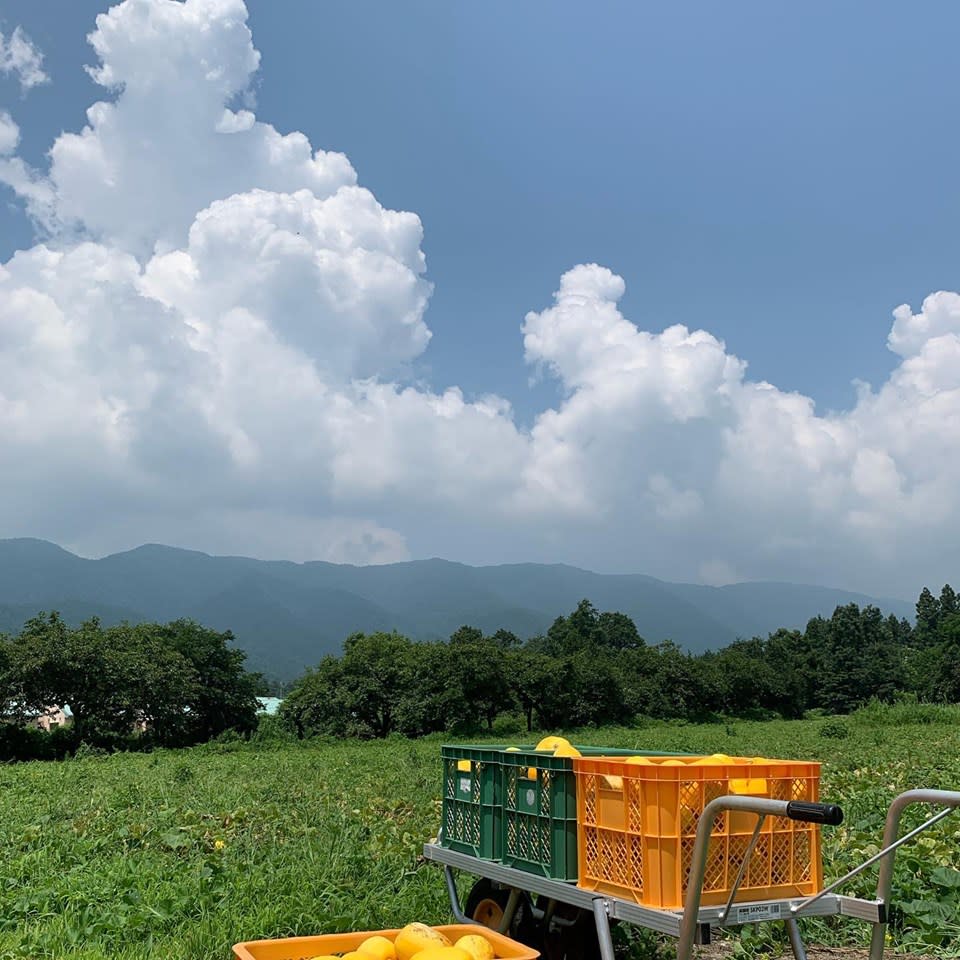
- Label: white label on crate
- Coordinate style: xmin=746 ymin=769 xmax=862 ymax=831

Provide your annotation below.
xmin=525 ymin=788 xmax=536 ymax=807
xmin=459 ymin=777 xmax=471 ymax=794
xmin=734 ymin=903 xmax=782 ymax=924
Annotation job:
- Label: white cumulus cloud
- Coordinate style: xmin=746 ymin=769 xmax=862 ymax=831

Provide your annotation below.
xmin=0 ymin=0 xmax=959 ymax=594
xmin=515 ymin=264 xmax=960 ymax=592
xmin=4 ymin=0 xmax=354 ymax=252
xmin=0 ymin=112 xmax=19 ymax=155
xmin=0 ymin=26 xmax=49 ymax=91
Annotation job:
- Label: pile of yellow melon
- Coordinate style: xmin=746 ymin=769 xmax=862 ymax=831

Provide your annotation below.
xmin=307 ymin=923 xmax=498 ymax=960
xmin=530 ymin=735 xmax=579 ymax=757
xmin=519 ymin=735 xmax=580 ymax=778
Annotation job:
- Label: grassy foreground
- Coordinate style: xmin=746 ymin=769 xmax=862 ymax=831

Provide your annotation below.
xmin=1 ymin=707 xmax=959 ymax=959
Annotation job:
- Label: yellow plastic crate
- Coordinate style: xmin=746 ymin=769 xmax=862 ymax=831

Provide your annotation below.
xmin=233 ymin=923 xmax=540 ymax=959
xmin=575 ymin=754 xmax=823 ymax=909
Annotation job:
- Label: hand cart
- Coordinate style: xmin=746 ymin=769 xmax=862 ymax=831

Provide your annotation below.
xmin=424 ymin=788 xmax=960 ymax=959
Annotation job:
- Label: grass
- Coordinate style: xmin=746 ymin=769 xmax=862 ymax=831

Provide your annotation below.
xmin=0 ymin=707 xmax=958 ymax=958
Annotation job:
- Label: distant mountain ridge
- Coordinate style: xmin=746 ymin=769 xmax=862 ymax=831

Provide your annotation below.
xmin=0 ymin=538 xmax=914 ymax=680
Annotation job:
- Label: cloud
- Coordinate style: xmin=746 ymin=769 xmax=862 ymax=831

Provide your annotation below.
xmin=4 ymin=0 xmax=353 ymax=252
xmin=0 ymin=0 xmax=959 ymax=593
xmin=0 ymin=27 xmax=49 ymax=91
xmin=0 ymin=112 xmax=18 ymax=155
xmin=142 ymin=187 xmax=432 ymax=381
xmin=516 ymin=264 xmax=960 ymax=592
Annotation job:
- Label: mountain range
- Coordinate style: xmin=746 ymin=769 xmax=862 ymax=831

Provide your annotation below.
xmin=0 ymin=538 xmax=914 ymax=680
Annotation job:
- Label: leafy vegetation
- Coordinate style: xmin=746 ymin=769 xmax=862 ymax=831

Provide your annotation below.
xmin=0 ymin=615 xmax=260 ymax=755
xmin=0 ymin=710 xmax=957 ymax=958
xmin=2 ymin=584 xmax=958 ymax=761
xmin=281 ymin=585 xmax=960 ymax=739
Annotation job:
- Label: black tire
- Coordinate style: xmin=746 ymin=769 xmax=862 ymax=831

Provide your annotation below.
xmin=536 ymin=898 xmax=604 ymax=960
xmin=463 ymin=878 xmax=538 ymax=947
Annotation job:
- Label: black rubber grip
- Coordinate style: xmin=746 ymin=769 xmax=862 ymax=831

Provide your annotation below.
xmin=786 ymin=801 xmax=844 ymax=826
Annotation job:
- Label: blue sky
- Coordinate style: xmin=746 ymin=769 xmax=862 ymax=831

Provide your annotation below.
xmin=5 ymin=1 xmax=959 ymax=422
xmin=0 ymin=0 xmax=959 ymax=596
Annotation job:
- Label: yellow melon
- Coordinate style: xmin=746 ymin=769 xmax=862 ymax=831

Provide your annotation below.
xmin=394 ymin=923 xmax=452 ymax=960
xmin=535 ymin=735 xmax=570 ymax=751
xmin=358 ymin=934 xmax=398 ymax=959
xmin=552 ymin=743 xmax=581 ymax=758
xmin=454 ymin=933 xmax=496 ymax=960
xmin=408 ymin=948 xmax=471 ymax=960
xmin=694 ymin=754 xmax=731 ymax=765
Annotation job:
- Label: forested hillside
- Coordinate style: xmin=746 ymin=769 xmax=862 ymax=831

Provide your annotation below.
xmin=0 ymin=539 xmax=913 ymax=679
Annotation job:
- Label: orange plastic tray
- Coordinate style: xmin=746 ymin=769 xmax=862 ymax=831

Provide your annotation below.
xmin=233 ymin=923 xmax=540 ymax=959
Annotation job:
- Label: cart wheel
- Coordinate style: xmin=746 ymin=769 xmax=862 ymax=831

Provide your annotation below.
xmin=537 ymin=900 xmax=605 ymax=960
xmin=464 ymin=878 xmax=537 ymax=945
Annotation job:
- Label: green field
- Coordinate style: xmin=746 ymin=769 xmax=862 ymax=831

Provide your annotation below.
xmin=2 ymin=706 xmax=959 ymax=959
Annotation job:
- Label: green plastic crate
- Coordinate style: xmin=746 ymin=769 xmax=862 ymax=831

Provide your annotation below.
xmin=440 ymin=744 xmax=517 ymax=860
xmin=500 ymin=748 xmax=685 ymax=881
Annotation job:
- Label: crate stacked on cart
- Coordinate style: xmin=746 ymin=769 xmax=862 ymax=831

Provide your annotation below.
xmin=440 ymin=744 xmax=510 ymax=860
xmin=573 ymin=754 xmax=823 ymax=908
xmin=439 ymin=740 xmax=683 ymax=880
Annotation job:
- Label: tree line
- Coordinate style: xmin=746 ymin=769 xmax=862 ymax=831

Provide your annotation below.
xmin=0 ymin=613 xmax=261 ymax=758
xmin=280 ymin=584 xmax=960 ymax=739
xmin=2 ymin=582 xmax=956 ymax=756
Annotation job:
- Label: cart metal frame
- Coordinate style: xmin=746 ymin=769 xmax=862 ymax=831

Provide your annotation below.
xmin=424 ymin=788 xmax=960 ymax=960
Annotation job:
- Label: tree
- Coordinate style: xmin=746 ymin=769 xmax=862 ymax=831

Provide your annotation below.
xmin=280 ymin=656 xmax=348 ymax=738
xmin=814 ymin=604 xmax=905 ymax=713
xmin=645 ymin=641 xmax=719 ymax=720
xmin=444 ymin=637 xmax=513 ymax=731
xmin=107 ymin=623 xmax=198 ymax=743
xmin=914 ymin=587 xmax=942 ymax=648
xmin=564 ymin=648 xmax=630 ymax=727
xmin=397 ymin=642 xmax=456 ymax=737
xmin=283 ymin=633 xmax=419 ymax=740
xmin=764 ymin=628 xmax=813 ymax=718
xmin=339 ymin=631 xmax=415 ymax=738
xmin=940 ymin=584 xmax=959 ymax=618
xmin=11 ymin=613 xmax=197 ymax=745
xmin=449 ymin=625 xmax=484 ymax=646
xmin=812 ymin=606 xmax=858 ymax=713
xmin=158 ymin=619 xmax=260 ymax=743
xmin=567 ymin=599 xmax=601 ymax=645
xmin=544 ymin=600 xmax=601 ymax=656
xmin=490 ymin=628 xmax=521 ymax=650
xmin=714 ymin=638 xmax=783 ymax=716
xmin=598 ymin=611 xmax=644 ymax=650
xmin=617 ymin=645 xmax=659 ymax=718
xmin=859 ymin=605 xmax=904 ymax=703
xmin=925 ymin=613 xmax=960 ymax=703
xmin=507 ymin=650 xmax=557 ymax=731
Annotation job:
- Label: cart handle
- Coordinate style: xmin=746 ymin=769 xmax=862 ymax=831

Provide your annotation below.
xmin=786 ymin=800 xmax=844 ymax=825
xmin=677 ymin=795 xmax=844 ymax=960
